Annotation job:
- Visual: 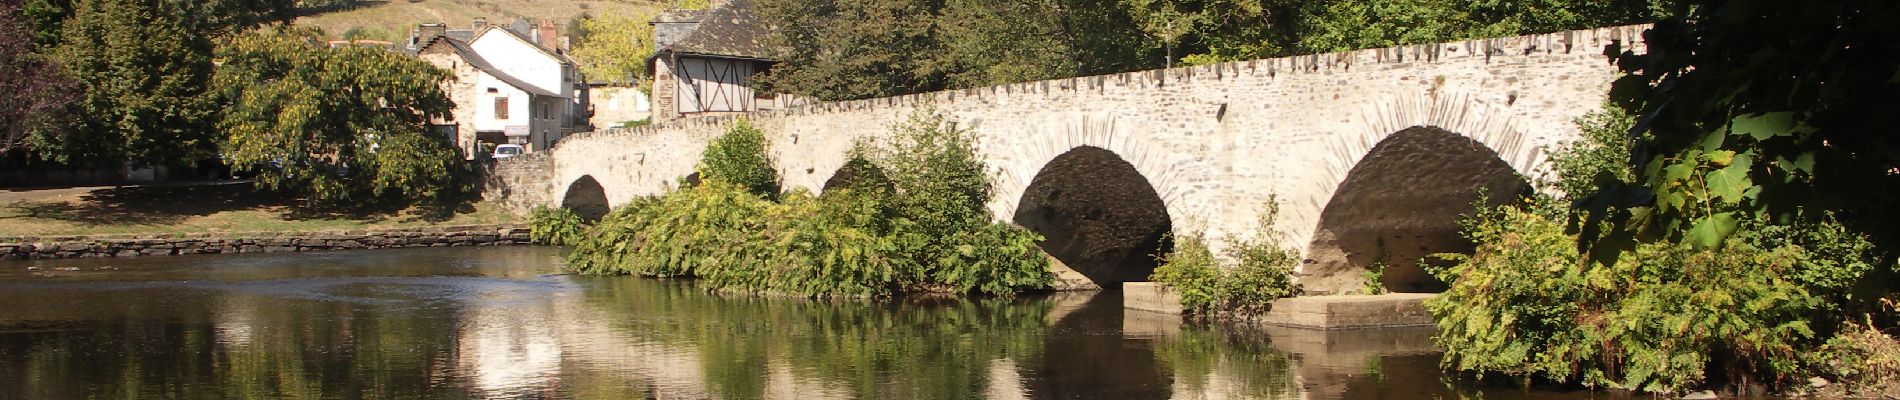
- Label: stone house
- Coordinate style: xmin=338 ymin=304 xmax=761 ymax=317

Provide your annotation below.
xmin=649 ymin=0 xmax=805 ymax=122
xmin=414 ymin=21 xmax=589 ymax=158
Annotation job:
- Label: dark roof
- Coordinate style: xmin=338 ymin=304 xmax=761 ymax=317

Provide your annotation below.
xmin=422 ymin=36 xmax=565 ymax=98
xmin=665 ymin=0 xmax=772 ymax=60
xmin=444 ymin=29 xmax=474 ymax=42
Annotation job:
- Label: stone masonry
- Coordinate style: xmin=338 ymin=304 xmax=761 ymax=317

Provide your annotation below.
xmin=486 ymin=25 xmax=1651 ymax=294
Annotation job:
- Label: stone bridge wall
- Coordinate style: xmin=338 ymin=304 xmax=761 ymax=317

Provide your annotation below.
xmin=488 ymin=25 xmax=1650 ymax=292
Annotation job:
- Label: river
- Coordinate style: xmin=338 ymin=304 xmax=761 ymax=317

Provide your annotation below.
xmin=0 ymin=246 xmax=1636 ymax=399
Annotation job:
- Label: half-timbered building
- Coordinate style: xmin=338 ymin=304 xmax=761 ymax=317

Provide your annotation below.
xmin=649 ymin=0 xmax=803 ymax=122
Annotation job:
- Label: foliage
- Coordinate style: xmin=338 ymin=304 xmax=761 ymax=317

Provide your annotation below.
xmin=213 ymin=29 xmax=465 ymax=207
xmin=1297 ymin=0 xmax=1661 ymax=54
xmin=1150 ymin=200 xmax=1298 ymax=317
xmin=1121 ymin=0 xmax=1299 ymax=66
xmin=697 ymin=119 xmax=781 ymax=199
xmin=0 ymin=0 xmax=78 ymax=155
xmin=934 ymin=0 xmax=1079 ymax=88
xmin=566 ymin=110 xmax=1051 ymax=297
xmin=1427 ymin=200 xmax=1887 ymax=393
xmin=753 ymin=0 xmax=1152 ymax=101
xmin=854 ymin=109 xmax=992 ymax=245
xmin=41 ymin=0 xmax=217 ymax=168
xmin=528 ymin=205 xmax=587 ymax=246
xmin=754 ymin=0 xmax=1665 ymax=100
xmin=1811 ymin=311 xmax=1900 ymax=396
xmin=570 ymin=10 xmax=657 ymax=88
xmin=1543 ymin=104 xmax=1636 ymax=201
xmin=1595 ymin=0 xmax=1900 ymax=254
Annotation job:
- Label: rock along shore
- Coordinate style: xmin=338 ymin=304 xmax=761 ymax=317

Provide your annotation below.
xmin=0 ymin=224 xmax=532 ymax=260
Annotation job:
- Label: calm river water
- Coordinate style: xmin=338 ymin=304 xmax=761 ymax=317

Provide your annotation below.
xmin=0 ymin=246 xmax=1637 ymax=399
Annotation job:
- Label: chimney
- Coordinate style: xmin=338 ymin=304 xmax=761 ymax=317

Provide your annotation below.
xmin=538 ymin=20 xmax=559 ymax=51
xmin=472 ymin=17 xmax=488 ymax=31
xmin=417 ymin=23 xmax=446 ymax=47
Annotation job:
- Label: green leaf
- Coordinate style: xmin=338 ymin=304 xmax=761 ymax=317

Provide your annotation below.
xmin=1728 ymin=112 xmax=1796 ymax=141
xmin=1683 ymin=212 xmax=1739 ymax=249
xmin=1704 ymin=164 xmax=1750 ymax=203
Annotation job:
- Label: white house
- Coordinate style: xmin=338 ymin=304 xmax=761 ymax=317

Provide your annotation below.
xmin=415 ymin=22 xmax=588 ymax=158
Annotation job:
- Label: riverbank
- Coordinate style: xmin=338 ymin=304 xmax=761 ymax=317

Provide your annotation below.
xmin=0 ymin=181 xmax=521 ymax=237
xmin=0 ymin=224 xmax=531 ymax=260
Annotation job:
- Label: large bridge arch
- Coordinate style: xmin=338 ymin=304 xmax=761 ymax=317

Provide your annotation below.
xmin=1295 ymin=94 xmax=1541 ymax=294
xmin=1012 ymin=146 xmax=1175 ymax=286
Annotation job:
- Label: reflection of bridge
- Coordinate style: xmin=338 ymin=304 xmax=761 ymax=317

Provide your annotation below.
xmin=486 ymin=25 xmax=1649 ymax=294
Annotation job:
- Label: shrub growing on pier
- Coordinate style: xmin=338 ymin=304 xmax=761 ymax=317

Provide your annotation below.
xmin=562 ymin=109 xmax=1052 ymax=297
xmin=697 ymin=119 xmax=781 ymax=199
xmin=1149 ymin=200 xmax=1298 ymax=317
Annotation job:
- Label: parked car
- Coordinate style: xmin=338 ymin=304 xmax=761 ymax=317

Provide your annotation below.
xmin=493 ymin=144 xmax=525 ymax=159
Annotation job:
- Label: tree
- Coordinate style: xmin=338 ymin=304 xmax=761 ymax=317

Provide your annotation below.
xmin=1602 ymin=0 xmax=1900 ymax=251
xmin=754 ymin=0 xmax=944 ymax=101
xmin=214 ymin=30 xmax=464 ymax=207
xmin=936 ymin=0 xmax=1079 ymax=88
xmin=1120 ymin=0 xmax=1303 ymax=66
xmin=0 ymin=0 xmax=78 ymax=155
xmin=571 ymin=10 xmax=658 ymax=89
xmin=754 ymin=0 xmax=1151 ymax=101
xmin=1296 ymin=0 xmax=1662 ymax=53
xmin=43 ymin=0 xmax=217 ymax=168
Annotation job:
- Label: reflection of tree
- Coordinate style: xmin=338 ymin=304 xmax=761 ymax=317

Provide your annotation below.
xmin=578 ymin=277 xmax=1055 ymax=399
xmin=1152 ymin=327 xmax=1299 ymax=399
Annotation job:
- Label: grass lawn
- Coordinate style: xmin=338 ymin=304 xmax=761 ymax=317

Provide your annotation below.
xmin=0 ymin=182 xmax=522 ymax=237
xmin=295 ymin=0 xmax=659 ymax=42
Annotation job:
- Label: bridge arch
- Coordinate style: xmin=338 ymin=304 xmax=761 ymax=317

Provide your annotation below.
xmin=562 ymin=175 xmax=611 ymax=221
xmin=1012 ymin=146 xmax=1174 ymax=286
xmin=1297 ymin=94 xmax=1540 ymax=294
xmin=986 ymin=114 xmax=1208 ymax=286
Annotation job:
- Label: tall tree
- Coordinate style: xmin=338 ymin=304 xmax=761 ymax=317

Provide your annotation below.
xmin=936 ymin=0 xmax=1078 ymax=88
xmin=754 ymin=0 xmax=944 ymax=101
xmin=214 ymin=30 xmax=464 ymax=206
xmin=44 ymin=0 xmax=216 ymax=168
xmin=754 ymin=0 xmax=1153 ymax=101
xmin=1296 ymin=0 xmax=1662 ymax=53
xmin=1120 ymin=0 xmax=1303 ymax=66
xmin=0 ymin=0 xmax=78 ymax=155
xmin=572 ymin=10 xmax=659 ymax=89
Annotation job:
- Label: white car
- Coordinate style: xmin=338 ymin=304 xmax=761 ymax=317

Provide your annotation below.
xmin=493 ymin=144 xmax=525 ymax=159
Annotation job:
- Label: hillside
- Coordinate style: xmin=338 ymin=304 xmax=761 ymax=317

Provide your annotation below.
xmin=295 ymin=0 xmax=660 ymax=42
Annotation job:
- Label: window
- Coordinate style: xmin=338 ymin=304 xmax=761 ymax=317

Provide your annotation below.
xmin=539 ymin=103 xmax=549 ymax=119
xmin=495 ymin=97 xmax=509 ymax=120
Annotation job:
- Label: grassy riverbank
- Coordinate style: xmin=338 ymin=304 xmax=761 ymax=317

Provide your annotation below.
xmin=0 ymin=181 xmax=520 ymax=237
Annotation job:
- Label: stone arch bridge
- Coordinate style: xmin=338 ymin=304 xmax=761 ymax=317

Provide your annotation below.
xmin=487 ymin=25 xmax=1649 ymax=294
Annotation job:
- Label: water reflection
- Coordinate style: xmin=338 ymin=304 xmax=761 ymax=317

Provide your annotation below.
xmin=0 ymin=247 xmax=1630 ymax=399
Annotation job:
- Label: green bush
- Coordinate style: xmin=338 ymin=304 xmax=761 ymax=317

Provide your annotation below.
xmin=563 ymin=109 xmax=1051 ymax=298
xmin=528 ymin=205 xmax=587 ymax=246
xmin=1427 ymin=200 xmax=1886 ymax=393
xmin=1542 ymin=104 xmax=1636 ymax=201
xmin=1150 ymin=200 xmax=1298 ymax=317
xmin=698 ymin=118 xmax=781 ymax=199
xmin=855 ymin=109 xmax=992 ymax=242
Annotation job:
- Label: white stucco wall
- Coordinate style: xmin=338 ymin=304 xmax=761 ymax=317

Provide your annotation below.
xmin=469 ymin=29 xmax=567 ymax=97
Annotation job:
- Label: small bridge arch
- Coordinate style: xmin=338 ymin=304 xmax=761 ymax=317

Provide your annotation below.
xmin=562 ymin=175 xmax=611 ymax=221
